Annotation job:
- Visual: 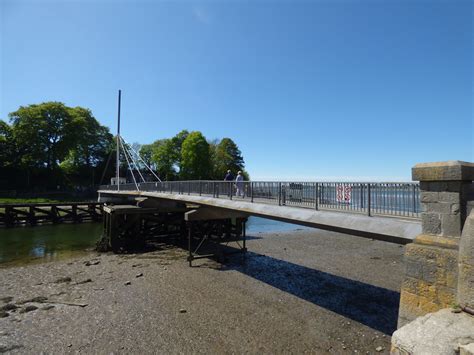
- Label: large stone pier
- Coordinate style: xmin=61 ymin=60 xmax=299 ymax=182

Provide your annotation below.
xmin=398 ymin=161 xmax=474 ymax=326
xmin=393 ymin=161 xmax=474 ymax=354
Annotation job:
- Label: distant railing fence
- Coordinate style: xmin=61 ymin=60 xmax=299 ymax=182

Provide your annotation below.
xmin=99 ymin=181 xmax=421 ymax=218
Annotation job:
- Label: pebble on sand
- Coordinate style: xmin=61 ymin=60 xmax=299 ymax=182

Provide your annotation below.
xmin=124 ymin=281 xmax=131 ymax=285
xmin=375 ymin=346 xmax=384 ymax=352
xmin=75 ymin=278 xmax=92 ymax=285
xmin=20 ymin=305 xmax=38 ymax=313
xmin=179 ymin=309 xmax=187 ymax=313
xmin=85 ymin=260 xmax=100 ymax=266
xmin=1 ymin=304 xmax=18 ymax=311
xmin=54 ymin=277 xmax=72 ymax=284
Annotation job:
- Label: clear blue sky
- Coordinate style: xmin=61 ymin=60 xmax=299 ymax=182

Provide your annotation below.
xmin=1 ymin=0 xmax=472 ymax=180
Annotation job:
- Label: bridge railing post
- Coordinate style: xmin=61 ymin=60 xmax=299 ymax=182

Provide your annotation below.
xmin=251 ymin=182 xmax=254 ymax=203
xmin=315 ymin=182 xmax=319 ymax=210
xmin=367 ymin=183 xmax=371 ymax=216
xmin=412 ymin=184 xmax=417 ymax=216
xmin=230 ymin=182 xmax=233 ymax=200
xmin=278 ymin=182 xmax=282 ymax=206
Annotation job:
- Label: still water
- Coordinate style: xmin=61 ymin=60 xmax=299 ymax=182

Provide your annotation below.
xmin=0 ymin=217 xmax=310 ymax=266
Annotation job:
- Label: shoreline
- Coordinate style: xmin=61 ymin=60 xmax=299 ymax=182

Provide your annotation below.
xmin=0 ymin=228 xmax=403 ymax=353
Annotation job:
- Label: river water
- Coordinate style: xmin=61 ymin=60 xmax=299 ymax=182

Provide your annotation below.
xmin=0 ymin=217 xmax=310 ymax=266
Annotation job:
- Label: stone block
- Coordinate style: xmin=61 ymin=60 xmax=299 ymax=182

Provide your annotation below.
xmin=399 ymin=239 xmax=459 ymax=325
xmin=420 ymin=261 xmax=438 ymax=284
xmin=441 ymin=214 xmax=462 ymax=237
xmin=421 ymin=191 xmax=439 ymax=203
xmin=436 ymin=286 xmax=456 ymax=305
xmin=404 ymin=259 xmax=423 ymax=279
xmin=439 ymin=192 xmax=461 ymax=203
xmin=414 ymin=234 xmax=460 ymax=250
xmin=419 ymin=181 xmax=466 ymax=193
xmin=412 ymin=161 xmax=474 ymax=182
xmin=392 ymin=309 xmax=474 ymax=355
xmin=448 ymin=181 xmax=465 ymax=192
xmin=422 ymin=213 xmax=441 ymax=235
xmin=446 ymin=270 xmax=458 ymax=289
xmin=420 ymin=181 xmax=449 ymax=192
xmin=425 ymin=202 xmax=453 ymax=214
xmin=460 ymin=343 xmax=474 ymax=355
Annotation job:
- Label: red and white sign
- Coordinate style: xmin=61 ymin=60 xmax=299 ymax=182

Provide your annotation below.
xmin=336 ymin=185 xmax=352 ymax=204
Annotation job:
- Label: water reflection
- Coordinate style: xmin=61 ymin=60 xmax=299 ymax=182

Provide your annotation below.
xmin=0 ymin=223 xmax=102 ymax=266
xmin=0 ymin=217 xmax=308 ymax=266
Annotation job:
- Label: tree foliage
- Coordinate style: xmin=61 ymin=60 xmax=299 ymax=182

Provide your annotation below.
xmin=0 ymin=102 xmax=114 ymax=190
xmin=180 ymin=131 xmax=211 ymax=180
xmin=146 ymin=130 xmax=248 ymax=181
xmin=213 ymin=138 xmax=245 ymax=179
xmin=0 ymin=101 xmax=249 ymax=191
xmin=151 ymin=139 xmax=177 ymax=181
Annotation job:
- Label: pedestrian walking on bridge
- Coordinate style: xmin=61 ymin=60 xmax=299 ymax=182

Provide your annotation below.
xmin=235 ymin=171 xmax=244 ymax=197
xmin=224 ymin=170 xmax=234 ymax=181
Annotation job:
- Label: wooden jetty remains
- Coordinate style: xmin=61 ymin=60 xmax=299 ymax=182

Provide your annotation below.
xmin=99 ymin=198 xmax=248 ymax=266
xmin=0 ymin=202 xmax=103 ymax=227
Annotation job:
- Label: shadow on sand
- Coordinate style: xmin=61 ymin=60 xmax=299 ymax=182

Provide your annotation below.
xmin=137 ymin=233 xmax=400 ymax=335
xmin=219 ymin=248 xmax=400 ymax=335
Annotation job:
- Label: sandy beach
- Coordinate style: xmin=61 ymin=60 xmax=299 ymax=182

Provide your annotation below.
xmin=0 ymin=228 xmax=405 ymax=354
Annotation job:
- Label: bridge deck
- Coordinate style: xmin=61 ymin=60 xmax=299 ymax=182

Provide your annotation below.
xmin=98 ymin=190 xmax=421 ymax=244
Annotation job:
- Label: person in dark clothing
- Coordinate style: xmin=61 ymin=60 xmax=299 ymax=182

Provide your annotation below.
xmin=224 ymin=170 xmax=234 ymax=181
xmin=223 ymin=170 xmax=234 ymax=197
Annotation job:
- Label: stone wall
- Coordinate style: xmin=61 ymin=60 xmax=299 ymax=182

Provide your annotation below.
xmin=398 ymin=161 xmax=474 ymax=327
xmin=398 ymin=237 xmax=459 ymax=324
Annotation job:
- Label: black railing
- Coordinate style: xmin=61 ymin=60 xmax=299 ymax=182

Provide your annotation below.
xmin=99 ymin=181 xmax=421 ymax=219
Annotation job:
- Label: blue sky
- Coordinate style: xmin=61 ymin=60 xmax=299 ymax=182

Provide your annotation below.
xmin=1 ymin=0 xmax=472 ymax=180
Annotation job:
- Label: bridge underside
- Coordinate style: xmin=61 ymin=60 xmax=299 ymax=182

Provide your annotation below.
xmin=98 ymin=190 xmax=421 ymax=245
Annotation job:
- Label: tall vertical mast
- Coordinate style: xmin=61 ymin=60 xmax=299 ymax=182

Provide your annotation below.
xmin=116 ymin=90 xmax=121 ymax=191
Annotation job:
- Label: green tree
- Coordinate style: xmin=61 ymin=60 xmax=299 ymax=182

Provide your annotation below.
xmin=60 ymin=107 xmax=114 ymax=171
xmin=0 ymin=120 xmax=15 ymax=168
xmin=5 ymin=102 xmax=113 ymax=188
xmin=213 ymin=138 xmax=246 ymax=179
xmin=151 ymin=139 xmax=177 ymax=181
xmin=170 ymin=129 xmax=189 ymax=172
xmin=9 ymin=102 xmax=79 ymax=170
xmin=180 ymin=131 xmax=211 ymax=180
xmin=139 ymin=143 xmax=155 ymax=168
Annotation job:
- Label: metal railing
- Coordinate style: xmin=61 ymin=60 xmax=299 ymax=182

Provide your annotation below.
xmin=99 ymin=181 xmax=421 ymax=219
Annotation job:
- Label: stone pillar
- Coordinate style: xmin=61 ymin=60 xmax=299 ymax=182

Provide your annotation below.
xmin=458 ymin=209 xmax=474 ymax=309
xmin=398 ymin=161 xmax=474 ymax=327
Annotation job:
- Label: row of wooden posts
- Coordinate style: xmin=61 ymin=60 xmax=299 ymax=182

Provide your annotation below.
xmin=0 ymin=202 xmax=103 ymax=227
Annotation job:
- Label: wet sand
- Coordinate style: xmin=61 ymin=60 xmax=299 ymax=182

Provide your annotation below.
xmin=0 ymin=229 xmax=405 ymax=354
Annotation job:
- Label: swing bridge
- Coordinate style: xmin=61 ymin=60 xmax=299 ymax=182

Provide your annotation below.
xmin=97 ymin=135 xmax=422 ymax=266
xmin=97 ymin=90 xmax=421 ymax=265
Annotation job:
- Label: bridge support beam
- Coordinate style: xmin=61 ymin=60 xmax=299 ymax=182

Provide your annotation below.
xmin=397 ymin=161 xmax=474 ymax=327
xmin=185 ymin=207 xmax=248 ymax=267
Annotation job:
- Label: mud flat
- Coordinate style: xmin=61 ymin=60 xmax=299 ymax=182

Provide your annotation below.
xmin=0 ymin=228 xmax=405 ymax=354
